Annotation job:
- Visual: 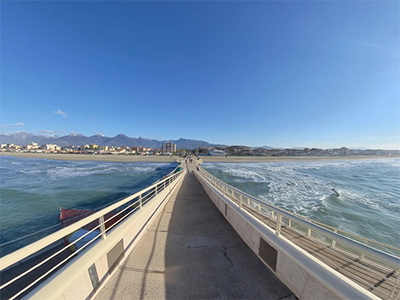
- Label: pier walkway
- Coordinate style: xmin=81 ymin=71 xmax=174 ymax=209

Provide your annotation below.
xmin=94 ymin=163 xmax=295 ymax=300
xmin=2 ymin=160 xmax=398 ymax=300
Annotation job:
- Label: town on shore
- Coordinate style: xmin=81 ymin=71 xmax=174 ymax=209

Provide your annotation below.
xmin=1 ymin=141 xmax=399 ymax=158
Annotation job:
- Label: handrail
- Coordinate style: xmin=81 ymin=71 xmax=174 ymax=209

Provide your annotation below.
xmin=0 ymin=166 xmax=185 ymax=271
xmin=1 ymin=167 xmax=185 ymax=300
xmin=196 ymin=166 xmax=400 ymax=270
xmin=308 ymin=219 xmax=400 ymax=252
xmin=0 ymin=165 xmax=185 ymax=299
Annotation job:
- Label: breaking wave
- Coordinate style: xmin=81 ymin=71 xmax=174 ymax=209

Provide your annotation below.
xmin=203 ymin=159 xmax=400 ymax=248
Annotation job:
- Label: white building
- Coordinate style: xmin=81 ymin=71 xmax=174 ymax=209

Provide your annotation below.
xmin=42 ymin=144 xmax=58 ymax=151
xmin=208 ymin=149 xmax=226 ymax=156
xmin=161 ymin=142 xmax=176 ymax=153
xmin=26 ymin=142 xmax=39 ymax=150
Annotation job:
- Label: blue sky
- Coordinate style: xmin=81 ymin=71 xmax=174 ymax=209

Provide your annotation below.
xmin=1 ymin=1 xmax=399 ymax=149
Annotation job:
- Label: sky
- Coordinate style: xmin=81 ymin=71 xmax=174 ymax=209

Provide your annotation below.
xmin=1 ymin=1 xmax=399 ymax=149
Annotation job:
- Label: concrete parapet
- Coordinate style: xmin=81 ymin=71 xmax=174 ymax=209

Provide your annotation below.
xmin=194 ymin=171 xmax=379 ymax=300
xmin=26 ymin=171 xmax=185 ymax=300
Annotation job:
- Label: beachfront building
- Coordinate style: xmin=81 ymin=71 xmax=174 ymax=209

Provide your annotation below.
xmin=89 ymin=144 xmax=99 ymax=151
xmin=0 ymin=144 xmax=21 ymax=151
xmin=227 ymin=145 xmax=252 ymax=155
xmin=161 ymin=142 xmax=176 ymax=154
xmin=97 ymin=145 xmax=109 ymax=152
xmin=26 ymin=142 xmax=39 ymax=151
xmin=42 ymin=144 xmax=59 ymax=151
xmin=253 ymin=148 xmax=269 ymax=156
xmin=208 ymin=149 xmax=226 ymax=156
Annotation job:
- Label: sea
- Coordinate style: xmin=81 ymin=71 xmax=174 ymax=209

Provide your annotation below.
xmin=0 ymin=156 xmax=178 ymax=256
xmin=202 ymin=159 xmax=400 ymax=249
xmin=0 ymin=156 xmax=399 ymax=257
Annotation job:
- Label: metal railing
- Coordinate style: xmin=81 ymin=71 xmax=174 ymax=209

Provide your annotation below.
xmin=196 ymin=166 xmax=400 ymax=300
xmin=0 ymin=166 xmax=185 ymax=300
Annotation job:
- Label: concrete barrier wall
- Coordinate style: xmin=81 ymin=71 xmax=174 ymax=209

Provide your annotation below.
xmin=195 ymin=172 xmax=379 ymax=300
xmin=27 ymin=172 xmax=185 ymax=300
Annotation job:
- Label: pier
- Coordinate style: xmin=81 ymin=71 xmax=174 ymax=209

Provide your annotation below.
xmin=94 ymin=162 xmax=294 ymax=300
xmin=0 ymin=159 xmax=399 ymax=300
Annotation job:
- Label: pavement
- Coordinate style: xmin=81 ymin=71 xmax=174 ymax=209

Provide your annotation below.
xmin=94 ymin=161 xmax=296 ymax=300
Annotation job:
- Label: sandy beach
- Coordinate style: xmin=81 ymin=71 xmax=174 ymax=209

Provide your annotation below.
xmin=0 ymin=152 xmax=180 ymax=163
xmin=0 ymin=152 xmax=396 ymax=163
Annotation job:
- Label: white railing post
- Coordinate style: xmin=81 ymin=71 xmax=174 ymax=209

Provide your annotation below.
xmin=276 ymin=214 xmax=282 ymax=236
xmin=389 ymin=271 xmax=400 ymax=299
xmin=196 ymin=167 xmax=400 ymax=273
xmin=139 ymin=194 xmax=143 ymax=209
xmin=332 ymin=229 xmax=337 ymax=247
xmin=359 ymin=239 xmax=369 ymax=259
xmin=99 ymin=215 xmax=106 ymax=239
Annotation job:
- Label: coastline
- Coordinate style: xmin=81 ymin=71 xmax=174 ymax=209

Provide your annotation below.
xmin=199 ymin=155 xmax=398 ymax=163
xmin=0 ymin=152 xmax=179 ymax=163
xmin=0 ymin=152 xmax=397 ymax=163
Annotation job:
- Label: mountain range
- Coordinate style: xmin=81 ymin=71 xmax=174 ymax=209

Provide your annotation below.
xmin=0 ymin=132 xmax=229 ymax=150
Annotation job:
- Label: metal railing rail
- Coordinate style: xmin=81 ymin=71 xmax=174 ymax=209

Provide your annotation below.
xmin=308 ymin=219 xmax=400 ymax=255
xmin=0 ymin=166 xmax=185 ymax=300
xmin=196 ymin=166 xmax=400 ymax=300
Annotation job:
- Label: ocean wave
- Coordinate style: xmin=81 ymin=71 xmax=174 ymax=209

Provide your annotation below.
xmin=203 ymin=160 xmax=400 ymax=247
xmin=19 ymin=169 xmax=46 ymax=176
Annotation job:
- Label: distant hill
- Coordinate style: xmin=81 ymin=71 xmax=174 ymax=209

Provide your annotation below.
xmin=0 ymin=132 xmax=228 ymax=150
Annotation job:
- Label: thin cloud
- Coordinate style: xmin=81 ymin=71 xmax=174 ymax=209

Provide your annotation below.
xmin=1 ymin=123 xmax=25 ymax=128
xmin=39 ymin=130 xmax=55 ymax=134
xmin=38 ymin=130 xmax=66 ymax=136
xmin=54 ymin=109 xmax=68 ymax=118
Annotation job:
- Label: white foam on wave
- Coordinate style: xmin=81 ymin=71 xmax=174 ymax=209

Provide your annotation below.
xmin=204 ymin=160 xmax=400 ymax=246
xmin=20 ymin=169 xmax=45 ymax=175
xmin=45 ymin=164 xmax=158 ymax=180
xmin=204 ymin=162 xmax=337 ymax=216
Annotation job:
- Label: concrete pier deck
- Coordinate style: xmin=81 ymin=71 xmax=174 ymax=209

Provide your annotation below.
xmin=94 ymin=163 xmax=296 ymax=300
